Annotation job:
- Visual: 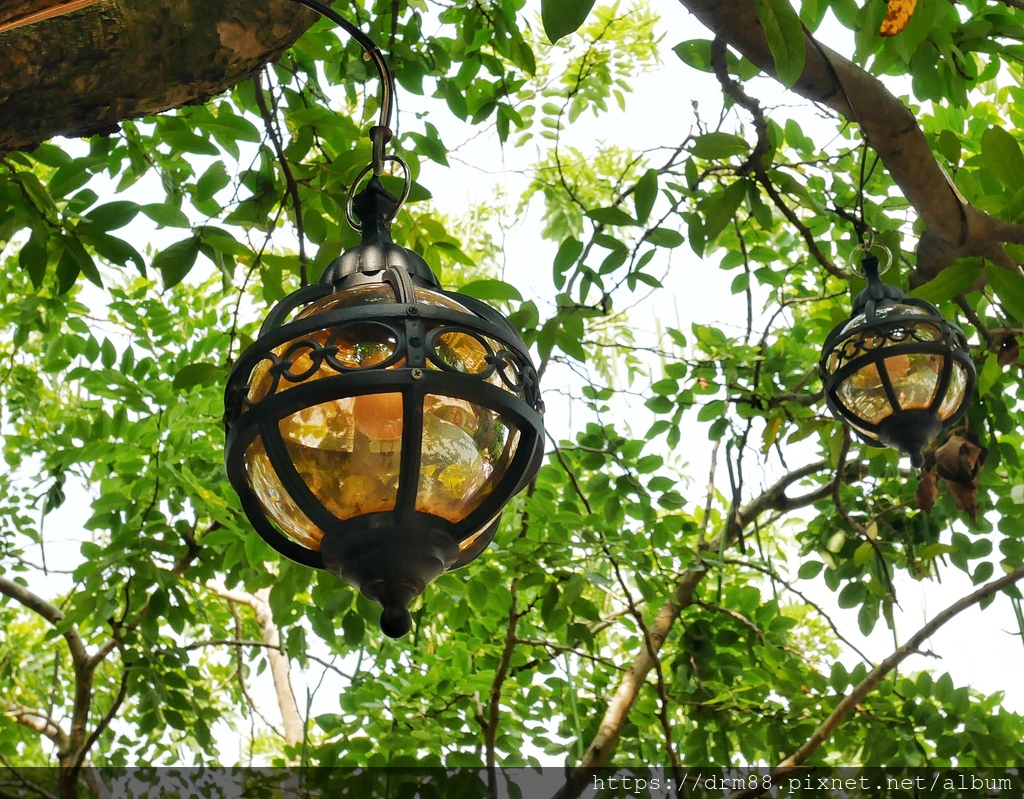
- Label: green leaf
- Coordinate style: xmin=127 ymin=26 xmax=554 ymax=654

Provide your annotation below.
xmin=697 ymin=399 xmax=726 ymax=422
xmin=700 ymin=181 xmax=748 ymax=241
xmin=541 ymin=0 xmax=597 ymax=42
xmin=19 ymin=229 xmax=49 ymax=288
xmin=554 ymin=238 xmax=584 ymax=285
xmin=195 ymin=161 xmax=230 ymax=203
xmin=154 ymin=237 xmax=201 ymax=290
xmin=172 ymin=363 xmax=223 ymax=391
xmin=980 ymin=126 xmax=1024 ymax=194
xmin=60 ymin=236 xmax=102 ymax=288
xmin=937 ymin=129 xmax=961 ymax=166
xmin=197 ymin=226 xmax=249 ymax=256
xmin=985 ymin=264 xmax=1024 ymax=323
xmin=341 ymin=610 xmax=365 ymax=647
xmin=974 ymin=561 xmax=994 ymax=584
xmin=838 ymin=581 xmax=865 ymax=609
xmin=910 ymin=259 xmax=982 ymax=304
xmin=798 ymin=561 xmax=824 ymax=579
xmin=672 ymin=40 xmax=714 ymax=72
xmin=755 ymin=0 xmax=806 ymax=88
xmin=646 ymin=396 xmax=673 ymax=414
xmin=853 ymin=542 xmax=875 ymax=568
xmin=100 ymin=338 xmax=116 ymax=369
xmin=646 ymin=228 xmax=685 ymax=248
xmin=800 ymin=0 xmax=828 ymax=30
xmin=84 ymin=232 xmax=146 ymax=273
xmin=83 ymin=201 xmax=140 ymax=231
xmin=457 ymin=279 xmax=523 ymax=302
xmin=634 ymin=170 xmax=658 ymax=224
xmin=586 ymin=207 xmax=637 ymax=227
xmin=141 ymin=204 xmax=191 ymax=228
xmin=690 ymin=132 xmax=751 ymax=160
xmin=408 ymin=129 xmax=449 ymax=166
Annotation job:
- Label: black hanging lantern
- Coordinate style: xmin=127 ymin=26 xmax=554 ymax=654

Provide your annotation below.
xmin=819 ymin=252 xmax=975 ymax=467
xmin=223 ymin=0 xmax=544 ymax=638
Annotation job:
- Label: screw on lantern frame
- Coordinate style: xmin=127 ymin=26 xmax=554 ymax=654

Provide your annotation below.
xmin=819 ymin=251 xmax=976 ymax=468
xmin=224 ymin=5 xmax=545 ymax=638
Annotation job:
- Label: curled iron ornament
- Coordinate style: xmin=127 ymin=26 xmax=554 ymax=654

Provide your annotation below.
xmin=819 ymin=253 xmax=976 ymax=468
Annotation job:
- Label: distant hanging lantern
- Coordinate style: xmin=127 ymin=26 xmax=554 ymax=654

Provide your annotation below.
xmin=819 ymin=251 xmax=975 ymax=467
xmin=223 ymin=0 xmax=544 ymax=638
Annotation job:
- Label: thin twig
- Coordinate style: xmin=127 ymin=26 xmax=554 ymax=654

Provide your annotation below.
xmin=254 ymin=70 xmax=308 ymax=286
xmin=711 ymin=38 xmax=845 ymax=280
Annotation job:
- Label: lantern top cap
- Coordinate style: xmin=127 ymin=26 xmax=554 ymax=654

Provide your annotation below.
xmin=319 ymin=176 xmax=440 ymax=291
xmin=850 ymin=253 xmax=910 ymax=316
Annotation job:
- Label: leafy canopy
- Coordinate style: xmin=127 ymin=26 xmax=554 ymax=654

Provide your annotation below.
xmin=1 ymin=0 xmax=1024 ymax=791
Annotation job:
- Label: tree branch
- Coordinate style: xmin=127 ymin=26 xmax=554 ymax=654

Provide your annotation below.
xmin=0 ymin=757 xmax=58 ymax=799
xmin=0 ymin=576 xmax=88 ymax=667
xmin=776 ymin=564 xmax=1024 ymax=769
xmin=75 ymin=667 xmax=129 ymax=774
xmin=254 ymin=69 xmax=308 ymax=286
xmin=680 ymin=0 xmax=1024 ymax=281
xmin=556 ymin=459 xmax=851 ymax=799
xmin=207 ymin=583 xmax=304 ymax=751
xmin=711 ymin=37 xmax=844 ymax=280
xmin=485 ymin=581 xmax=519 ymax=799
xmin=717 ymin=564 xmax=1024 ymax=799
xmin=1 ymin=702 xmax=69 ymax=750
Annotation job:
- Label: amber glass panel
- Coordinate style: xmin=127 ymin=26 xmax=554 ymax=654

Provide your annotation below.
xmin=415 ymin=394 xmax=519 ymax=523
xmin=890 ymin=352 xmax=943 ymax=410
xmin=938 ymin=362 xmax=969 ymax=420
xmin=838 ymin=350 xmax=944 ymax=425
xmin=244 ymin=438 xmax=324 ymax=550
xmin=435 ymin=331 xmax=490 ymax=373
xmin=280 ymin=394 xmax=403 ymax=520
xmin=458 ymin=512 xmax=502 ymax=555
xmin=429 ymin=329 xmax=527 ymax=401
xmin=837 ymin=374 xmax=892 ymax=426
xmin=246 ymin=284 xmax=405 ymax=404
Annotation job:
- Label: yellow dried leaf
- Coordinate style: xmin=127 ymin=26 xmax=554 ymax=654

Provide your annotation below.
xmin=880 ymin=0 xmax=917 ymax=37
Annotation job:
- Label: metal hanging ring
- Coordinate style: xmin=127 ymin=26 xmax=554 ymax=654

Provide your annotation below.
xmin=346 ymin=154 xmax=412 ymax=231
xmin=849 ymin=242 xmax=892 ymax=278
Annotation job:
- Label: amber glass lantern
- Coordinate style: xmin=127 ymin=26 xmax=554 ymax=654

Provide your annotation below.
xmin=819 ymin=253 xmax=975 ymax=467
xmin=224 ymin=177 xmax=544 ymax=637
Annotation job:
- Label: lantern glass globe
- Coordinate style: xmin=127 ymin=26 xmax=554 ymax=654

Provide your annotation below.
xmin=240 ymin=282 xmax=525 ymax=555
xmin=824 ymin=303 xmax=971 ymax=438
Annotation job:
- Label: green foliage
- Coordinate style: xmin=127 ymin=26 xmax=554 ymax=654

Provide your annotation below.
xmin=541 ymin=0 xmax=598 ymax=43
xmin=755 ymin=0 xmax=806 ymax=87
xmin=1 ymin=0 xmax=1024 ymax=788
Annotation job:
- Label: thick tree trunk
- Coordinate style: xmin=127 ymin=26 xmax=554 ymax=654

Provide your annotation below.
xmin=0 ymin=0 xmax=317 ymax=154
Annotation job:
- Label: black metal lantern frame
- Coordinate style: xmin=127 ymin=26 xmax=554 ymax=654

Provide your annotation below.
xmin=223 ymin=2 xmax=544 ymax=638
xmin=819 ymin=252 xmax=976 ymax=468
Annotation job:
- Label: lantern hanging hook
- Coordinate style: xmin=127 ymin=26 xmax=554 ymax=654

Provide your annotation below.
xmin=288 ymin=0 xmax=396 ymax=171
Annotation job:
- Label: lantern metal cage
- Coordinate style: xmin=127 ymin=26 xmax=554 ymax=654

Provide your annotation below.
xmin=224 ymin=177 xmax=545 ymax=638
xmin=819 ymin=253 xmax=976 ymax=468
